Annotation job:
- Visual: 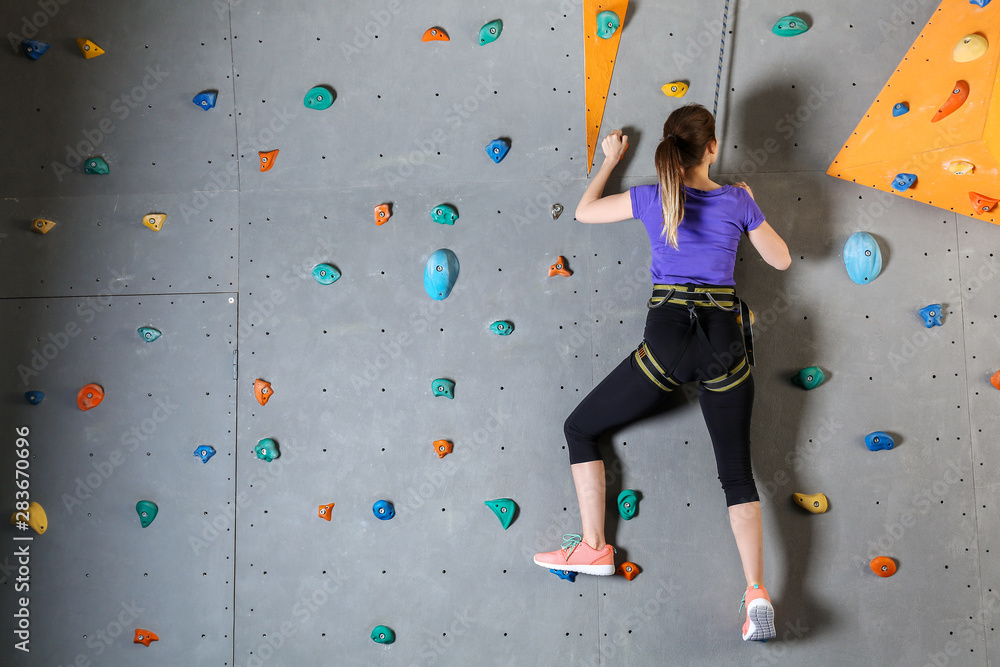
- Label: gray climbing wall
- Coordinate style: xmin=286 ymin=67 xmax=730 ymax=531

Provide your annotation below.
xmin=1 ymin=0 xmax=999 ymax=666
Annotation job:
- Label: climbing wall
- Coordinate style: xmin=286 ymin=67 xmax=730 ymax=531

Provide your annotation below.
xmin=2 ymin=0 xmax=1000 ymax=666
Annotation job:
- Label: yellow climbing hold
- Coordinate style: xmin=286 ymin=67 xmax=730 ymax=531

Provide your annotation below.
xmin=953 ymin=34 xmax=988 ymax=63
xmin=76 ymin=38 xmax=105 ymax=59
xmin=946 ymin=160 xmax=976 ymax=175
xmin=792 ymin=492 xmax=828 ymax=514
xmin=661 ymin=81 xmax=689 ymax=98
xmin=31 ymin=218 xmax=56 ymax=234
xmin=142 ymin=214 xmax=166 ymax=232
xmin=10 ymin=501 xmax=48 ymax=534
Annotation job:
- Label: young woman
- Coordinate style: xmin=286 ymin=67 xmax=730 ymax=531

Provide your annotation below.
xmin=533 ymin=104 xmax=791 ymax=641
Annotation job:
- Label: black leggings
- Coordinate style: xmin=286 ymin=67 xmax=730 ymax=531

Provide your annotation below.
xmin=564 ymin=302 xmax=759 ymax=507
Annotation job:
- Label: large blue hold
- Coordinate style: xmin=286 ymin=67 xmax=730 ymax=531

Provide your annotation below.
xmin=424 ymin=249 xmax=459 ymax=300
xmin=970 ymin=0 xmax=991 ymax=7
xmin=843 ymin=232 xmax=883 ymax=285
xmin=22 ymin=39 xmax=50 ymax=60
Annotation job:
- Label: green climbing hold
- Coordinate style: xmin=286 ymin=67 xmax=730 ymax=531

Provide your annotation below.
xmin=430 ymin=203 xmax=458 ymax=225
xmin=137 ymin=327 xmax=161 ymax=342
xmin=485 ymin=498 xmax=517 ymax=529
xmin=303 ymin=85 xmax=335 ymax=110
xmin=432 ymin=378 xmax=455 ymax=399
xmin=136 ymin=500 xmax=158 ymax=528
xmin=371 ymin=625 xmax=395 ymax=644
xmin=617 ymin=489 xmax=638 ymax=520
xmin=772 ymin=15 xmax=809 ymax=37
xmin=84 ymin=157 xmax=109 ymax=175
xmin=596 ymin=10 xmax=620 ymax=39
xmin=479 ymin=19 xmax=503 ymax=45
xmin=255 ymin=437 xmax=280 ymax=462
xmin=791 ymin=366 xmax=825 ymax=390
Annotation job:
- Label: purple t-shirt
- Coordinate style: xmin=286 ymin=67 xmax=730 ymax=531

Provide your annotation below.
xmin=630 ymin=183 xmax=765 ymax=286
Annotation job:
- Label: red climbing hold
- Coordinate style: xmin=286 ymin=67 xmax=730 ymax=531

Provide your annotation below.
xmin=134 ymin=629 xmax=159 ymax=646
xmin=422 ymin=27 xmax=450 ymax=42
xmin=931 ymin=80 xmax=969 ymax=123
xmin=433 ymin=440 xmax=453 ymax=458
xmin=970 ymin=191 xmax=998 ymax=214
xmin=549 ymin=256 xmax=572 ymax=277
xmin=870 ymin=556 xmax=896 ymax=577
xmin=990 ymin=369 xmax=1000 ymax=390
xmin=375 ymin=204 xmax=391 ymax=225
xmin=617 ymin=562 xmax=640 ymax=580
xmin=318 ymin=503 xmax=335 ymax=521
xmin=77 ymin=383 xmax=105 ymax=411
xmin=254 ymin=379 xmax=273 ymax=406
xmin=259 ymin=150 xmax=279 ymax=172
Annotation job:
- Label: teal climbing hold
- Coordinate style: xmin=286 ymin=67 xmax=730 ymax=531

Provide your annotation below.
xmin=424 ymin=249 xmax=459 ymax=300
xmin=617 ymin=489 xmax=639 ymax=520
xmin=490 ymin=321 xmax=514 ymax=336
xmin=25 ymin=391 xmax=44 ymax=405
xmin=137 ymin=327 xmax=161 ymax=342
xmin=479 ymin=19 xmax=503 ymax=45
xmin=304 ymin=85 xmax=335 ymax=110
xmin=430 ymin=204 xmax=458 ymax=225
xmin=312 ymin=263 xmax=341 ymax=285
xmin=371 ymin=625 xmax=395 ymax=644
xmin=596 ymin=11 xmax=620 ymax=39
xmin=843 ymin=231 xmax=882 ymax=285
xmin=255 ymin=438 xmax=280 ymax=462
xmin=84 ymin=157 xmax=109 ymax=175
xmin=791 ymin=366 xmax=825 ymax=390
xmin=772 ymin=15 xmax=809 ymax=37
xmin=485 ymin=498 xmax=517 ymax=529
xmin=136 ymin=500 xmax=158 ymax=528
xmin=432 ymin=378 xmax=455 ymax=399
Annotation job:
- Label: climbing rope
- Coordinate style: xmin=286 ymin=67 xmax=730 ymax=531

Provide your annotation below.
xmin=713 ymin=0 xmax=734 ymax=118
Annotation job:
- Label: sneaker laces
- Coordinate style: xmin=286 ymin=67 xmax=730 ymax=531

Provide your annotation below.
xmin=561 ymin=534 xmax=583 ymax=557
xmin=737 ymin=584 xmax=760 ymax=618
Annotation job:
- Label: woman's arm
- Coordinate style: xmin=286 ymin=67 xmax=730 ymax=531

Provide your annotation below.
xmin=733 ymin=182 xmax=791 ymax=271
xmin=575 ymin=130 xmax=635 ymax=224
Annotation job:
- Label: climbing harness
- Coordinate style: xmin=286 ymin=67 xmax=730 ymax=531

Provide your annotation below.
xmin=633 ymin=284 xmax=754 ymax=393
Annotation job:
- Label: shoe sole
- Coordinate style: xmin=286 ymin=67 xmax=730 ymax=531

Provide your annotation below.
xmin=533 ymin=557 xmax=615 ymax=576
xmin=743 ymin=600 xmax=775 ymax=641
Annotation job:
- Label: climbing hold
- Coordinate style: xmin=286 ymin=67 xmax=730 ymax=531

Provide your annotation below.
xmin=970 ymin=192 xmax=999 ymax=214
xmin=931 ymin=80 xmax=970 ymax=123
xmin=254 ymin=379 xmax=273 ymax=406
xmin=430 ymin=204 xmax=458 ymax=226
xmin=133 ymin=629 xmax=159 ymax=646
xmin=617 ymin=562 xmax=640 ymax=580
xmin=25 ymin=391 xmax=44 ymax=405
xmin=485 ymin=498 xmax=517 ymax=529
xmin=970 ymin=0 xmax=991 ymax=7
xmin=892 ymin=103 xmax=909 ymax=117
xmin=843 ymin=231 xmax=882 ymax=285
xmin=772 ymin=16 xmax=809 ymax=37
xmin=891 ymin=173 xmax=917 ymax=191
xmin=432 ymin=378 xmax=455 ymax=399
xmin=137 ymin=327 xmax=161 ymax=342
xmin=552 ymin=204 xmax=564 ymax=220
xmin=792 ymin=493 xmax=828 ymax=514
xmin=918 ymin=304 xmax=944 ymax=328
xmin=424 ymin=249 xmax=460 ymax=300
xmin=373 ymin=500 xmax=395 ymax=520
xmin=22 ymin=39 xmax=50 ymax=60
xmin=318 ymin=503 xmax=335 ymax=520
xmin=954 ymin=34 xmax=989 ymax=62
xmin=84 ymin=157 xmax=109 ymax=175
xmin=947 ymin=160 xmax=975 ymax=175
xmin=550 ymin=569 xmax=577 ymax=582
xmin=9 ymin=501 xmax=47 ymax=534
xmin=548 ymin=256 xmax=572 ymax=277
xmin=433 ymin=440 xmax=453 ymax=458
xmin=486 ymin=138 xmax=511 ymax=163
xmin=374 ymin=203 xmax=391 ymax=225
xmin=255 ymin=438 xmax=280 ymax=462
xmin=371 ymin=625 xmax=395 ymax=644
xmin=142 ymin=214 xmax=166 ymax=232
xmin=193 ymin=91 xmax=218 ymax=110
xmin=479 ymin=19 xmax=503 ymax=45
xmin=865 ymin=431 xmax=895 ymax=452
xmin=77 ymin=383 xmax=105 ymax=411
xmin=31 ymin=218 xmax=56 ymax=234
xmin=136 ymin=500 xmax=158 ymax=528
xmin=490 ymin=321 xmax=514 ymax=336
xmin=259 ymin=149 xmax=278 ymax=172
xmin=991 ymin=369 xmax=1000 ymax=390
xmin=312 ymin=263 xmax=341 ymax=285
xmin=304 ymin=85 xmax=335 ymax=110
xmin=661 ymin=82 xmax=689 ymax=98
xmin=76 ymin=38 xmax=105 ymax=58
xmin=791 ymin=366 xmax=825 ymax=389
xmin=193 ymin=445 xmax=216 ymax=463
xmin=422 ymin=27 xmax=449 ymax=42
xmin=596 ymin=10 xmax=620 ymax=39
xmin=617 ymin=489 xmax=638 ymax=520
xmin=870 ymin=556 xmax=897 ymax=577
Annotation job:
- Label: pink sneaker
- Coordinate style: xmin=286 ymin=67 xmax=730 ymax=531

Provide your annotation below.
xmin=739 ymin=583 xmax=775 ymax=641
xmin=533 ymin=534 xmax=615 ymax=576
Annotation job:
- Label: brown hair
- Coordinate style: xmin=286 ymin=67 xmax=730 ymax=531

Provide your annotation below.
xmin=654 ymin=105 xmax=717 ymax=248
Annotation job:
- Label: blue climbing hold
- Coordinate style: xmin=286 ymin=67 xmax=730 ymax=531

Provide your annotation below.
xmin=137 ymin=327 xmax=161 ymax=342
xmin=373 ymin=499 xmax=395 ymax=520
xmin=891 ymin=173 xmax=917 ymax=191
xmin=550 ymin=569 xmax=577 ymax=582
xmin=970 ymin=0 xmax=991 ymax=7
xmin=490 ymin=321 xmax=514 ymax=336
xmin=193 ymin=91 xmax=218 ymax=110
xmin=486 ymin=138 xmax=510 ymax=163
xmin=865 ymin=431 xmax=895 ymax=452
xmin=432 ymin=378 xmax=455 ymax=399
xmin=194 ymin=445 xmax=217 ymax=463
xmin=424 ymin=249 xmax=459 ymax=300
xmin=430 ymin=204 xmax=458 ymax=225
xmin=843 ymin=232 xmax=883 ymax=285
xmin=312 ymin=263 xmax=341 ymax=285
xmin=25 ymin=391 xmax=44 ymax=405
xmin=22 ymin=39 xmax=50 ymax=60
xmin=892 ymin=102 xmax=909 ymax=117
xmin=918 ymin=304 xmax=944 ymax=328
xmin=255 ymin=438 xmax=280 ymax=462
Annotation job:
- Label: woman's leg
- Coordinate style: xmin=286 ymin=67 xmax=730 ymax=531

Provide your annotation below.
xmin=728 ymin=501 xmax=763 ymax=586
xmin=572 ymin=460 xmax=607 ymax=549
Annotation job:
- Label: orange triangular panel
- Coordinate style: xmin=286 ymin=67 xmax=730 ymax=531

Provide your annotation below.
xmin=584 ymin=0 xmax=629 ymax=175
xmin=827 ymin=0 xmax=1000 ymax=224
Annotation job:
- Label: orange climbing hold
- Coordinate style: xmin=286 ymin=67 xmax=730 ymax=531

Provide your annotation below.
xmin=77 ymin=384 xmax=104 ymax=411
xmin=617 ymin=561 xmax=640 ymax=580
xmin=970 ymin=191 xmax=999 ymax=214
xmin=142 ymin=213 xmax=166 ymax=232
xmin=133 ymin=629 xmax=158 ymax=646
xmin=254 ymin=379 xmax=273 ymax=406
xmin=375 ymin=203 xmax=391 ymax=225
xmin=318 ymin=503 xmax=335 ymax=521
xmin=990 ymin=369 xmax=1000 ymax=390
xmin=433 ymin=440 xmax=453 ymax=458
xmin=422 ymin=27 xmax=449 ymax=42
xmin=259 ymin=150 xmax=279 ymax=172
xmin=584 ymin=0 xmax=629 ymax=174
xmin=31 ymin=218 xmax=56 ymax=234
xmin=76 ymin=38 xmax=105 ymax=59
xmin=870 ymin=556 xmax=897 ymax=577
xmin=931 ymin=80 xmax=970 ymax=123
xmin=549 ymin=256 xmax=573 ymax=277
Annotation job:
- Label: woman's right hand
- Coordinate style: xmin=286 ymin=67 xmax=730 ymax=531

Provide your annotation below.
xmin=602 ymin=130 xmax=629 ymax=164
